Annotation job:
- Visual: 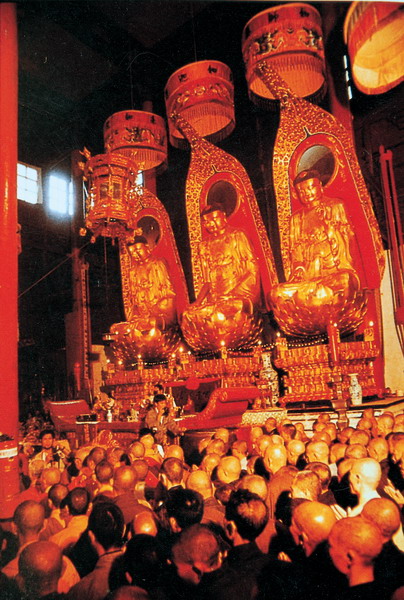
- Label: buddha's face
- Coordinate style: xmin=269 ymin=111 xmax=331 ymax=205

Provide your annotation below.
xmin=202 ymin=209 xmax=228 ymax=236
xmin=128 ymin=242 xmax=150 ymax=263
xmin=296 ymin=177 xmax=323 ymax=207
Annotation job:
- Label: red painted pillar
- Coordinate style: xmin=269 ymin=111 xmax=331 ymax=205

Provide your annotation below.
xmin=0 ymin=3 xmax=20 ymax=516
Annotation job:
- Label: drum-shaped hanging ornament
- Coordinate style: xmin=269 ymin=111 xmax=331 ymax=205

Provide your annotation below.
xmin=344 ymin=1 xmax=404 ymax=96
xmin=165 ymin=60 xmax=235 ymax=149
xmin=103 ymin=110 xmax=167 ymax=174
xmin=83 ymin=153 xmax=138 ymax=241
xmin=242 ymin=2 xmax=326 ymax=108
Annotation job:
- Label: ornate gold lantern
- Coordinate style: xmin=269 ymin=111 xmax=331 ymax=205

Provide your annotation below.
xmin=242 ymin=2 xmax=326 ymax=107
xmin=82 ymin=152 xmax=138 ymax=241
xmin=103 ymin=110 xmax=167 ymax=173
xmin=344 ymin=2 xmax=404 ymax=95
xmin=165 ymin=60 xmax=235 ymax=149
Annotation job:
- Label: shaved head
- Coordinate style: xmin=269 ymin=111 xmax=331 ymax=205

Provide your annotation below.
xmin=217 ymin=456 xmax=241 ymax=484
xmin=165 ymin=445 xmax=185 ymax=461
xmin=287 ymin=440 xmax=305 ymax=465
xmin=238 ymin=474 xmax=268 ymax=501
xmin=214 ymin=428 xmax=230 ymax=444
xmin=129 ymin=441 xmax=145 ymax=459
xmin=19 ymin=541 xmax=63 ymax=596
xmin=292 ymin=501 xmax=336 ymax=555
xmin=367 ymin=437 xmax=389 ymax=462
xmin=206 ymin=439 xmax=226 ymax=457
xmin=113 ymin=466 xmax=137 ymax=493
xmin=263 ymin=444 xmax=287 ymax=474
xmin=201 ymin=453 xmax=221 ymax=476
xmin=345 ymin=444 xmax=367 ymax=459
xmin=305 ymin=441 xmax=329 ymax=464
xmin=14 ymin=500 xmax=45 ymax=536
xmin=186 ymin=470 xmax=213 ymax=499
xmin=132 ymin=511 xmax=158 ymax=537
xmin=361 ymin=497 xmax=401 ymax=541
xmin=329 ymin=517 xmax=383 ymax=574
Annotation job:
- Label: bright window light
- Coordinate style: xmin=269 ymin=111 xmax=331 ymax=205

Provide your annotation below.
xmin=48 ymin=174 xmax=74 ymax=216
xmin=17 ymin=162 xmax=42 ymax=204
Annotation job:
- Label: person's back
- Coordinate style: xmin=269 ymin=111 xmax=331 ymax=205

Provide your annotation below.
xmin=66 ymin=502 xmax=125 ymax=600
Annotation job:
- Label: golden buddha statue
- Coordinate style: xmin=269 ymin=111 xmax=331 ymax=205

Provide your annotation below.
xmin=110 ymin=235 xmax=178 ymax=360
xmin=269 ymin=170 xmax=366 ymax=336
xmin=181 ymin=205 xmax=262 ymax=350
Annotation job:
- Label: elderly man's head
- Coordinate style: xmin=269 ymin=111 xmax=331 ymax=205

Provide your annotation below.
xmin=40 ymin=467 xmax=61 ymax=493
xmin=291 ymin=470 xmax=322 ymax=501
xmin=286 ymin=440 xmax=305 ymax=466
xmin=345 ymin=444 xmax=368 ymax=460
xmin=186 ymin=469 xmax=214 ymax=500
xmin=128 ymin=441 xmax=145 ymax=460
xmin=225 ymin=489 xmax=268 ymax=543
xmin=160 ymin=457 xmax=184 ymax=488
xmin=264 ymin=417 xmax=277 ymax=434
xmin=237 ymin=474 xmax=268 ymax=501
xmin=172 ymin=524 xmax=224 ymax=585
xmin=349 ymin=458 xmax=381 ymax=496
xmin=18 ymin=541 xmax=63 ymax=597
xmin=216 ymin=456 xmax=242 ymax=484
xmin=367 ymin=437 xmax=389 ymax=463
xmin=205 ymin=438 xmax=226 ymax=457
xmin=165 ymin=444 xmax=185 ymax=462
xmin=263 ymin=444 xmax=287 ymax=474
xmin=213 ymin=428 xmax=230 ymax=445
xmin=305 ymin=441 xmax=329 ymax=464
xmin=231 ymin=440 xmax=248 ymax=462
xmin=377 ymin=414 xmax=395 ymax=438
xmin=200 ymin=452 xmax=221 ymax=476
xmin=113 ymin=465 xmax=137 ymax=494
xmin=349 ymin=429 xmax=370 ymax=447
xmin=249 ymin=426 xmax=263 ymax=447
xmin=14 ymin=500 xmax=45 ymax=540
xmin=291 ymin=501 xmax=336 ymax=556
xmin=328 ymin=517 xmax=382 ymax=578
xmin=256 ymin=435 xmax=273 ymax=457
xmin=361 ymin=497 xmax=401 ymax=543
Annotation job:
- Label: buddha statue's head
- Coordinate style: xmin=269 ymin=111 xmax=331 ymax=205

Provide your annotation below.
xmin=127 ymin=235 xmax=151 ymax=263
xmin=294 ymin=170 xmax=324 ymax=208
xmin=201 ymin=204 xmax=228 ymax=237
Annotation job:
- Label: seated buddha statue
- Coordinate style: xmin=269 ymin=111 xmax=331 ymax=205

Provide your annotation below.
xmin=269 ymin=170 xmax=366 ymax=336
xmin=110 ymin=235 xmax=178 ymax=360
xmin=181 ymin=204 xmax=262 ymax=350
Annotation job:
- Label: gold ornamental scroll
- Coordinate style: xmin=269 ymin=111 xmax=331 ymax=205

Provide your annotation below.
xmin=255 ymin=61 xmax=385 ymax=337
xmin=170 ymin=113 xmax=278 ymax=351
xmin=170 ymin=113 xmax=278 ymax=300
xmin=110 ymin=183 xmax=189 ymax=362
xmin=255 ymin=61 xmax=384 ymax=283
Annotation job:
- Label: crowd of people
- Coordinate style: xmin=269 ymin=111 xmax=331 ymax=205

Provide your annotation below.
xmin=2 ymin=398 xmax=404 ymax=600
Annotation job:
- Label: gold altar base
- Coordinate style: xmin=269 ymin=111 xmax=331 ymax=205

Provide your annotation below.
xmin=274 ymin=334 xmax=379 ymax=408
xmin=105 ymin=353 xmax=262 ymax=414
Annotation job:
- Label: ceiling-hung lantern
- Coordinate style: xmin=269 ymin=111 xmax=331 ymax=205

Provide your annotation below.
xmin=344 ymin=2 xmax=404 ymax=96
xmin=82 ymin=152 xmax=138 ymax=242
xmin=164 ymin=60 xmax=235 ymax=149
xmin=242 ymin=2 xmax=326 ymax=108
xmin=103 ymin=110 xmax=168 ymax=174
